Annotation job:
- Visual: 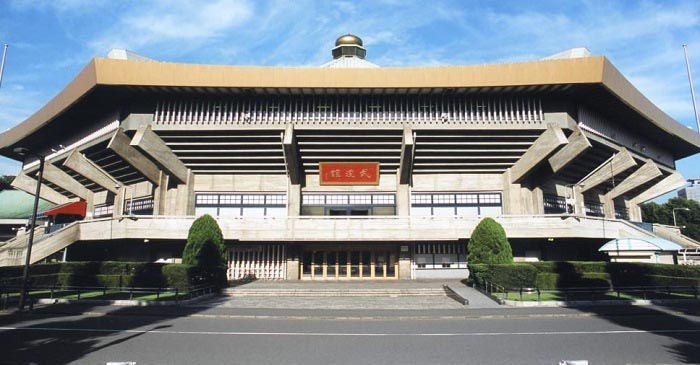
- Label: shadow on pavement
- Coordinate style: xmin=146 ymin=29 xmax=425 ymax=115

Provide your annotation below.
xmin=549 ymin=262 xmax=700 ymax=364
xmin=0 ymin=298 xmax=216 ymax=364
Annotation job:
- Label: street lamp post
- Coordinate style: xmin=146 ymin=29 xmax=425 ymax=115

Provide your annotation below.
xmin=14 ymin=147 xmax=45 ymax=312
xmin=672 ymin=207 xmax=691 ymax=227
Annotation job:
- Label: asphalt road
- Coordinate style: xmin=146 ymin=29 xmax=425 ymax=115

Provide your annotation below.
xmin=0 ymin=302 xmax=698 ymax=365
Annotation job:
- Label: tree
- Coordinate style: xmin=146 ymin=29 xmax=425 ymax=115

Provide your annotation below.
xmin=467 ymin=217 xmax=513 ymax=264
xmin=641 ymin=197 xmax=700 ymax=241
xmin=182 ymin=214 xmax=226 ymax=267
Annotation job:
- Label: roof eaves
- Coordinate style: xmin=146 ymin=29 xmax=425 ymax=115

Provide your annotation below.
xmin=0 ymin=59 xmax=99 ymax=156
xmin=600 ymin=57 xmax=700 ymax=152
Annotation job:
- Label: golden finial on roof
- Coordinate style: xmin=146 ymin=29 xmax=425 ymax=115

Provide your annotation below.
xmin=335 ymin=34 xmax=363 ymax=47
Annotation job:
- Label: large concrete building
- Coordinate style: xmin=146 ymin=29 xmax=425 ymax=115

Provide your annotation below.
xmin=678 ymin=178 xmax=700 ymax=202
xmin=1 ymin=35 xmax=699 ymax=279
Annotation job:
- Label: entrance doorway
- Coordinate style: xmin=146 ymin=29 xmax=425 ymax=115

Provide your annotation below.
xmin=301 ymin=246 xmax=398 ymax=280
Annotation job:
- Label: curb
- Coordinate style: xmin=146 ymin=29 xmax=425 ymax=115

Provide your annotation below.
xmin=501 ymin=298 xmax=700 ymax=307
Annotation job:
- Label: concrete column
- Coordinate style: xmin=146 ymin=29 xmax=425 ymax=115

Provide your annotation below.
xmin=181 ymin=171 xmax=196 ymax=215
xmin=396 ymin=181 xmax=410 ymax=216
xmin=573 ymin=186 xmax=585 ymax=215
xmin=603 ymin=194 xmax=615 ymax=219
xmin=152 ymin=171 xmax=169 ymax=215
xmin=626 ymin=200 xmax=642 ymax=222
xmin=531 ymin=187 xmax=544 ymax=215
xmin=398 ymin=244 xmax=411 ymax=280
xmin=501 ymin=169 xmax=522 ymax=215
xmin=285 ymin=245 xmax=300 ymax=280
xmin=85 ymin=192 xmax=95 ymax=220
xmin=163 ymin=171 xmax=195 ymax=216
xmin=114 ymin=186 xmax=126 ymax=216
xmin=287 ymin=181 xmax=301 ymax=216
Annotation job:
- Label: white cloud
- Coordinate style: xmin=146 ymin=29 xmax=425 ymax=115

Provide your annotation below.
xmin=10 ymin=0 xmax=108 ymax=13
xmin=89 ymin=0 xmax=254 ymax=53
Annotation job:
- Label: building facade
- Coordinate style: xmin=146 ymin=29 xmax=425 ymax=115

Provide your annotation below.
xmin=678 ymin=178 xmax=700 ymax=202
xmin=1 ymin=35 xmax=699 ymax=279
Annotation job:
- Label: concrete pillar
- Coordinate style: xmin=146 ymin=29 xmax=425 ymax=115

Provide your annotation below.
xmin=501 ymin=169 xmax=522 ymax=215
xmin=626 ymin=200 xmax=642 ymax=222
xmin=285 ymin=245 xmax=300 ymax=280
xmin=531 ymin=187 xmax=544 ymax=215
xmin=398 ymin=244 xmax=411 ymax=280
xmin=603 ymin=194 xmax=615 ymax=219
xmin=85 ymin=192 xmax=95 ymax=220
xmin=114 ymin=186 xmax=126 ymax=216
xmin=573 ymin=186 xmax=585 ymax=215
xmin=161 ymin=171 xmax=195 ymax=216
xmin=288 ymin=181 xmax=301 ymax=216
xmin=152 ymin=171 xmax=169 ymax=215
xmin=396 ymin=182 xmax=410 ymax=216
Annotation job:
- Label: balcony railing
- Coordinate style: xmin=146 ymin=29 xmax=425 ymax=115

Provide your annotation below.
xmin=543 ymin=194 xmax=567 ymax=214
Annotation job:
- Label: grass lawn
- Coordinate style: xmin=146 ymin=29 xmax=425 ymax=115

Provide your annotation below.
xmin=496 ymin=290 xmax=697 ymax=302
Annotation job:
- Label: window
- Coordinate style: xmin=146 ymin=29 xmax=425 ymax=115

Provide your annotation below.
xmin=410 ymin=192 xmax=502 ymax=217
xmin=124 ymin=197 xmax=154 ymax=215
xmin=301 ymin=193 xmax=396 ymax=216
xmin=195 ymin=193 xmax=286 ymax=217
xmin=94 ymin=204 xmax=114 ymax=218
xmin=414 ymin=243 xmax=467 ymax=270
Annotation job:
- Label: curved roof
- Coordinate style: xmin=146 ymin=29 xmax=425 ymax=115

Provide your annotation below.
xmin=1 ymin=55 xmax=699 ymax=160
xmin=0 ymin=190 xmax=54 ymax=219
xmin=599 ymin=237 xmax=683 ymax=252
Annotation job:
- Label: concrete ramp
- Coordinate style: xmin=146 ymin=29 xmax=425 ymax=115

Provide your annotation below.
xmin=0 ymin=222 xmax=80 ymax=266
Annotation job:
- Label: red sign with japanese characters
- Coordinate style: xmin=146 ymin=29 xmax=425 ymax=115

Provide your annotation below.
xmin=319 ymin=162 xmax=380 ymax=185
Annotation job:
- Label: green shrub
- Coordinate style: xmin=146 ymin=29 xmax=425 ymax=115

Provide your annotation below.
xmin=535 ymin=272 xmax=558 ymax=289
xmin=95 ymin=274 xmax=134 ymax=287
xmin=467 ymin=217 xmax=513 ymax=264
xmin=642 ymin=275 xmax=700 ymax=287
xmin=535 ymin=272 xmax=610 ymax=289
xmin=182 ymin=215 xmax=226 ymax=267
xmin=162 ymin=264 xmax=226 ymax=290
xmin=469 ymin=263 xmax=536 ymax=288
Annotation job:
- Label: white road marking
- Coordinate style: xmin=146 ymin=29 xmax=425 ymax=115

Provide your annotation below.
xmin=1 ymin=326 xmax=699 ymax=337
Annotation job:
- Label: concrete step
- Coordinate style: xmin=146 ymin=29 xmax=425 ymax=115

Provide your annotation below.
xmin=222 ymin=288 xmax=449 ymax=297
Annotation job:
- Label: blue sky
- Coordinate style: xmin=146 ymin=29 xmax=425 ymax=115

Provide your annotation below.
xmin=0 ymin=0 xmax=699 ymax=200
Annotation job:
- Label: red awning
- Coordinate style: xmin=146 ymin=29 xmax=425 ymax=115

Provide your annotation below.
xmin=41 ymin=201 xmax=87 ymax=218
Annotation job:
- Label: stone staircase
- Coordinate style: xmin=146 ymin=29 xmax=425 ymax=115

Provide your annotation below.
xmin=221 ymin=287 xmax=450 ymax=297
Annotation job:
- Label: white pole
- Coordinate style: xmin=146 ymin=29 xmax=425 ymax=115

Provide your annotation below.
xmin=682 ymin=44 xmax=700 ymax=138
xmin=0 ymin=44 xmax=8 ymax=91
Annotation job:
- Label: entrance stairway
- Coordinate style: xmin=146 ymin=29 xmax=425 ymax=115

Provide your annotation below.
xmin=0 ymin=222 xmax=80 ymax=266
xmin=222 ymin=287 xmax=450 ymax=297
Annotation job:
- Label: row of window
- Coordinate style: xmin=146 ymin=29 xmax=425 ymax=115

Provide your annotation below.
xmin=302 ymin=194 xmax=395 ymax=206
xmin=410 ymin=193 xmax=503 ymax=217
xmin=95 ymin=192 xmax=509 ymax=218
xmin=195 ymin=193 xmax=287 ymax=217
xmin=196 ymin=194 xmax=287 ymax=206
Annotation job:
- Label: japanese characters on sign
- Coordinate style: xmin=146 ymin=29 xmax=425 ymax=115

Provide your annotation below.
xmin=319 ymin=162 xmax=380 ymax=185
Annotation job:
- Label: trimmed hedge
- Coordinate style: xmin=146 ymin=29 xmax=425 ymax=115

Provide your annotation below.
xmin=0 ymin=261 xmax=225 ymax=290
xmin=469 ymin=263 xmax=537 ymax=288
xmin=162 ymin=264 xmax=227 ymax=290
xmin=472 ymin=261 xmax=700 ymax=289
xmin=535 ymin=272 xmax=611 ymax=289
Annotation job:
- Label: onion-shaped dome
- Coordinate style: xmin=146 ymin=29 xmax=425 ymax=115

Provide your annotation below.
xmin=335 ymin=34 xmax=363 ymax=47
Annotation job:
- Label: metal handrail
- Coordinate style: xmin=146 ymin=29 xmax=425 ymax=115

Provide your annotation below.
xmin=0 ymin=283 xmax=219 ymax=310
xmin=476 ymin=282 xmax=699 ymax=302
